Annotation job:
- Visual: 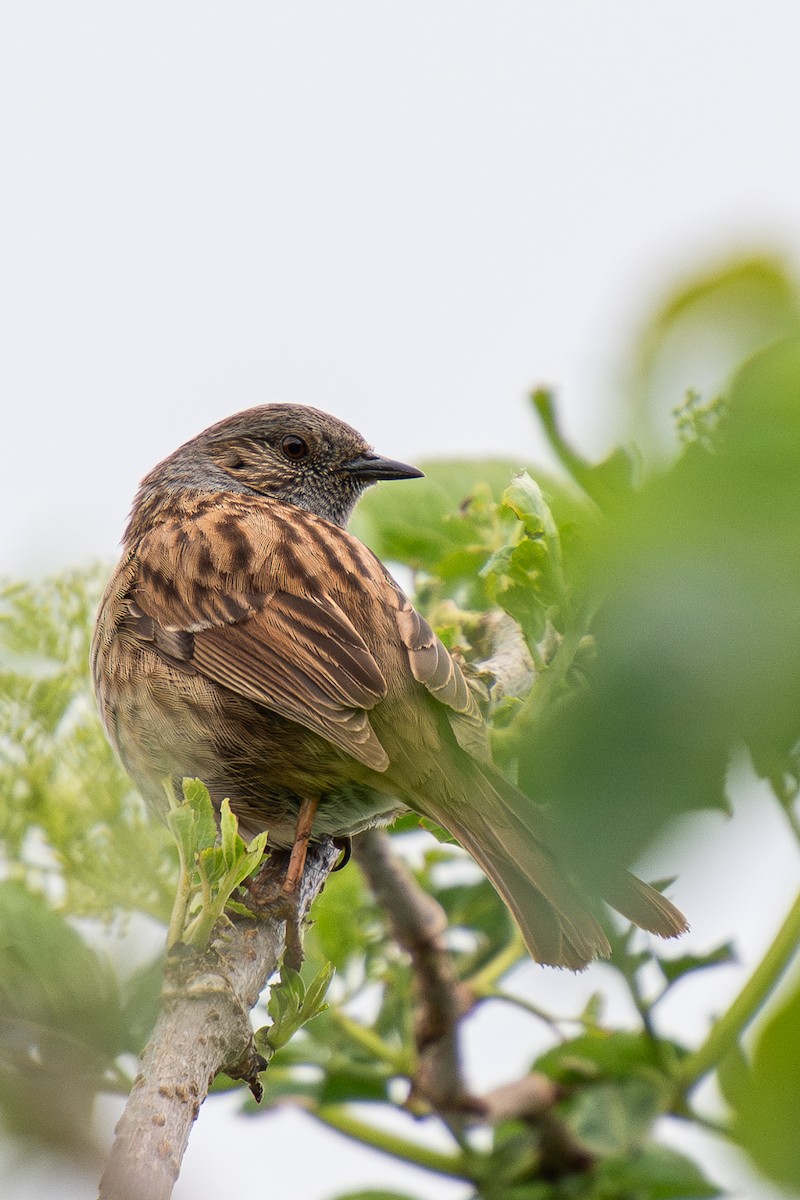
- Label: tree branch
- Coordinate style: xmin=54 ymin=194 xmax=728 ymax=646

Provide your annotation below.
xmin=353 ymin=828 xmax=476 ymax=1116
xmin=98 ymin=840 xmax=339 ymax=1200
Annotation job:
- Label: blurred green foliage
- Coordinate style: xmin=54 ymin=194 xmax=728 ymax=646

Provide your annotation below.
xmin=2 ymin=253 xmax=800 ymax=1197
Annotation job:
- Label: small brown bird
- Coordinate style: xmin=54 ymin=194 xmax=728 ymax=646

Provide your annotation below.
xmin=92 ymin=404 xmax=686 ymax=968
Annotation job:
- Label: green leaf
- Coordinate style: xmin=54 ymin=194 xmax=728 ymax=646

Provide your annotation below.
xmin=256 ymin=963 xmax=334 ymax=1060
xmin=308 ymin=857 xmax=372 ymax=970
xmin=597 ymin=1144 xmax=721 ymax=1199
xmin=731 ymin=981 xmax=800 ymax=1189
xmin=631 ymin=254 xmax=800 ymax=455
xmin=219 ymin=796 xmax=240 ymax=866
xmin=715 ymin=1042 xmax=750 ymax=1112
xmin=434 ymin=877 xmax=515 ymax=956
xmin=0 ymin=880 xmax=127 ymax=1057
xmin=484 ymin=1120 xmax=539 ymax=1189
xmin=165 ymin=802 xmax=201 ymax=870
xmin=531 ymin=388 xmax=637 ymax=507
xmin=579 ymin=992 xmax=606 ymax=1029
xmin=468 ymin=1189 xmax=552 ymax=1200
xmin=564 ymin=1078 xmax=666 ymax=1158
xmin=657 ymin=943 xmax=737 ymax=988
xmin=536 ymin=1030 xmax=670 ymax=1084
xmin=168 ymin=782 xmax=268 ymax=948
xmin=120 ymin=953 xmax=165 ymax=1055
xmin=351 ymin=459 xmax=525 ymax=570
xmin=482 ymin=543 xmax=549 ymax=644
xmin=501 ymin=471 xmax=559 ymax=546
xmin=180 ymin=778 xmax=218 ymax=850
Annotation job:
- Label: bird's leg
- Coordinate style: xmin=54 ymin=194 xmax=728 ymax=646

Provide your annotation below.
xmin=283 ymin=794 xmax=320 ymax=896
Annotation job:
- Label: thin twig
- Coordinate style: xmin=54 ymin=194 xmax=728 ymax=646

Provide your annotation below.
xmin=98 ymin=840 xmax=339 ymax=1200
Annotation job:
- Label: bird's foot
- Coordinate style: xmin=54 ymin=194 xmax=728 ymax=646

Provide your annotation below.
xmin=246 ymin=865 xmax=307 ymax=970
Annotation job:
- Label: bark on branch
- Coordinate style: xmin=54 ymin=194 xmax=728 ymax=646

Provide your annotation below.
xmin=98 ymin=840 xmax=339 ymax=1200
xmin=352 ymin=828 xmax=591 ymax=1178
xmin=353 ymin=827 xmax=477 ymax=1115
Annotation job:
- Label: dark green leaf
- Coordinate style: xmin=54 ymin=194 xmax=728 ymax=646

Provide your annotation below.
xmin=319 ymin=1066 xmax=391 ymax=1104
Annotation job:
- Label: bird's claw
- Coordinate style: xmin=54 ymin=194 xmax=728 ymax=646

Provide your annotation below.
xmin=331 ymin=835 xmax=352 ymax=871
xmin=244 ymin=860 xmax=308 ymax=970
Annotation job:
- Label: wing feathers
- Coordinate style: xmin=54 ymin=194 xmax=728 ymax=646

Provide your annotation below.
xmin=194 ymin=621 xmax=390 ymax=770
xmin=396 ymin=602 xmax=476 ymax=714
xmin=129 ymin=504 xmax=393 ymax=770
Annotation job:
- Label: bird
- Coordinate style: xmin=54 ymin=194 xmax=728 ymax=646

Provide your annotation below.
xmin=91 ymin=403 xmax=687 ymax=968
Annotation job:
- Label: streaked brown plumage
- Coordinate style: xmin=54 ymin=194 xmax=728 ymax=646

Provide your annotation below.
xmin=92 ymin=404 xmax=687 ymax=968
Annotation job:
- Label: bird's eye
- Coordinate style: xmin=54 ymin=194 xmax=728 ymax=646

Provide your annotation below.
xmin=280 ymin=434 xmax=309 ymax=460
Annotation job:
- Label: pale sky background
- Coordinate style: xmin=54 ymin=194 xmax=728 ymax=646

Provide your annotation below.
xmin=2 ymin=4 xmax=800 ymax=1199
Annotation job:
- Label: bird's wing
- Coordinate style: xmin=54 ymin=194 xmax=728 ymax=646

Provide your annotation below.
xmin=392 ymin=593 xmax=491 ymax=762
xmin=124 ymin=499 xmax=391 ymax=770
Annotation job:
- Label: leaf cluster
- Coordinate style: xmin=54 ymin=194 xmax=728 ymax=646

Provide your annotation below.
xmin=166 ymin=779 xmax=267 ymax=949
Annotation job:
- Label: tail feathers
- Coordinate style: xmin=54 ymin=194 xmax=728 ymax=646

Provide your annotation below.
xmin=603 ymin=871 xmax=688 ymax=939
xmin=419 ymin=758 xmax=686 ymax=970
xmin=464 ymin=828 xmax=611 ymax=969
xmin=421 ymin=764 xmax=611 ymax=968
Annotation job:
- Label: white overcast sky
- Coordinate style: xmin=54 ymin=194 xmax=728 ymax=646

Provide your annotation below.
xmin=2 ymin=5 xmax=800 ymax=1199
xmin=4 ymin=3 xmax=800 ymax=576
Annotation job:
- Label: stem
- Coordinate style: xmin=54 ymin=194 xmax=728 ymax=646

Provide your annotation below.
xmin=310 ymin=1105 xmax=471 ymax=1181
xmin=466 ymin=932 xmax=526 ymax=994
xmin=474 ymin=988 xmax=565 ymax=1033
xmin=624 ymin=961 xmax=672 ymax=1074
xmin=676 ymin=888 xmax=800 ymax=1092
xmin=530 ymin=388 xmax=591 ymax=483
xmin=184 ymin=870 xmax=218 ymax=948
xmin=166 ymin=852 xmax=191 ymax=949
xmin=329 ymin=1009 xmax=411 ymax=1075
xmin=467 ymin=938 xmax=566 ymax=1031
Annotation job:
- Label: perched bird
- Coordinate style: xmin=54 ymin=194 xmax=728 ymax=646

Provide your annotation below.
xmin=92 ymin=404 xmax=686 ymax=968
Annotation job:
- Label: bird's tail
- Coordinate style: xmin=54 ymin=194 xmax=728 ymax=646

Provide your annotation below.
xmin=419 ymin=758 xmax=687 ymax=970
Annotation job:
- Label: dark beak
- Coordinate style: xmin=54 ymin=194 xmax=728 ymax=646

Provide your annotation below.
xmin=342 ymin=451 xmax=424 ymax=482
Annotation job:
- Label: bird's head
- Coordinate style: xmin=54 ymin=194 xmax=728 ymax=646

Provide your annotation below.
xmin=130 ymin=404 xmax=423 ymax=532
